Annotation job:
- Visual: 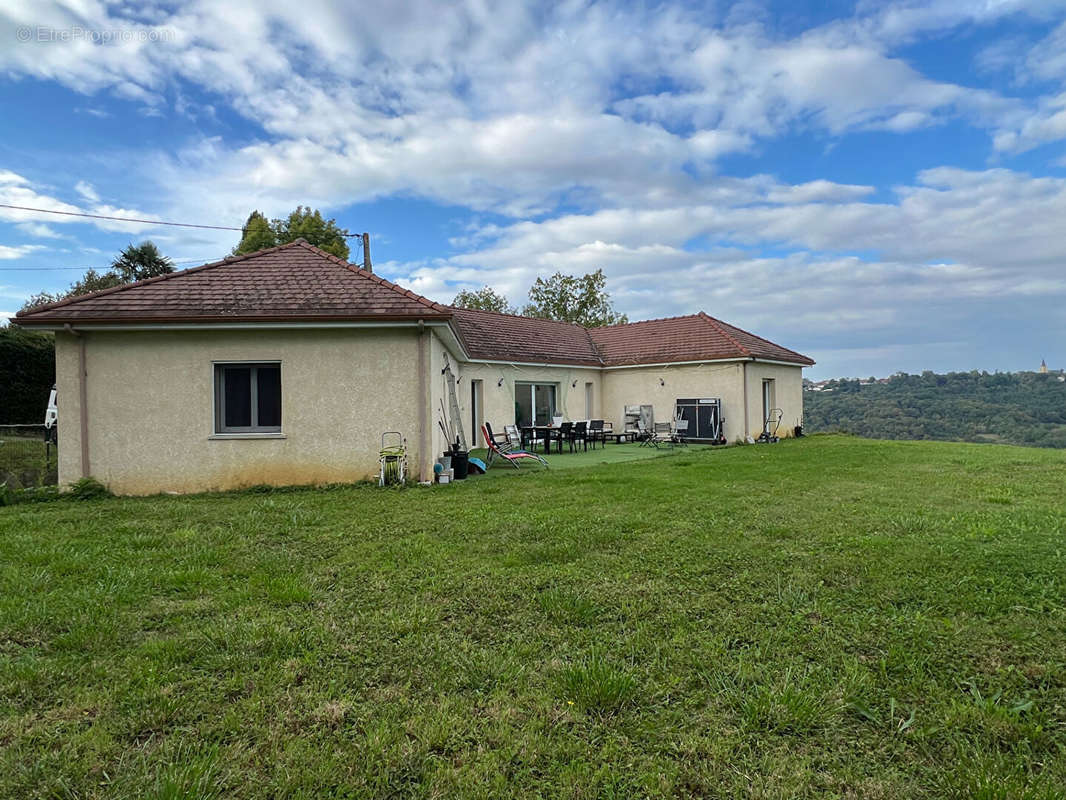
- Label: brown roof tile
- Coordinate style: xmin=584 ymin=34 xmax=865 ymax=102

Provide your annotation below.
xmin=449 ymin=308 xmax=813 ymax=367
xmin=589 ymin=312 xmax=815 ymax=366
xmin=14 ymin=240 xmax=451 ymax=324
xmin=13 ymin=241 xmax=812 ymax=366
xmin=448 ymin=307 xmax=602 ymax=366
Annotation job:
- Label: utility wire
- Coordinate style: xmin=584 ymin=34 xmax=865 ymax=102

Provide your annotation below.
xmin=0 ymin=203 xmax=365 ymax=237
xmin=0 ymin=257 xmax=215 ymax=272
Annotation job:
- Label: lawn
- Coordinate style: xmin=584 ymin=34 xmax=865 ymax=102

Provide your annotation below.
xmin=1 ymin=435 xmax=1065 ymax=798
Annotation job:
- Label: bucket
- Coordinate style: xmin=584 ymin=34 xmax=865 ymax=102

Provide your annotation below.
xmin=451 ymin=450 xmax=469 ymax=480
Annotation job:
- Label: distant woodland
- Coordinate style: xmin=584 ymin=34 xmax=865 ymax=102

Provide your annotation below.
xmin=804 ymin=370 xmax=1066 ymax=448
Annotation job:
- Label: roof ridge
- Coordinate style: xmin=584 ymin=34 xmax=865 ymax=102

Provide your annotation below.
xmin=448 ymin=305 xmax=588 ymax=329
xmin=697 ymin=311 xmax=752 ymax=357
xmin=15 ymin=239 xmax=311 ymax=318
xmin=17 ymin=238 xmax=453 ymax=320
xmin=593 ymin=312 xmax=704 ymax=330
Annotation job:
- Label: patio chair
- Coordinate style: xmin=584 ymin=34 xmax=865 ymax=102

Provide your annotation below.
xmin=670 ymin=418 xmax=689 ymax=446
xmin=636 ymin=418 xmax=656 ymax=447
xmin=505 ymin=424 xmax=534 ymax=452
xmin=569 ymin=421 xmax=589 ymax=452
xmin=484 ymin=421 xmax=513 ymax=456
xmin=653 ymin=421 xmax=674 ymax=447
xmin=557 ymin=421 xmax=574 ymax=452
xmin=588 ymin=419 xmax=606 ymax=449
xmin=481 ymin=425 xmax=548 ymax=469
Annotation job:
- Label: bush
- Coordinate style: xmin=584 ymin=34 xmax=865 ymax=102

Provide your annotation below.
xmin=68 ymin=477 xmax=113 ymax=501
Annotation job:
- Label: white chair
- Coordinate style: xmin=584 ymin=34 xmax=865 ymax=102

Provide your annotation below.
xmin=670 ymin=418 xmax=689 ymax=445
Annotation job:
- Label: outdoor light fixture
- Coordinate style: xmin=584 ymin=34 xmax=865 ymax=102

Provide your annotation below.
xmin=571 ymin=380 xmax=578 ymax=387
xmin=497 ymin=378 xmax=504 ymax=387
xmin=659 ymin=378 xmax=665 ymax=386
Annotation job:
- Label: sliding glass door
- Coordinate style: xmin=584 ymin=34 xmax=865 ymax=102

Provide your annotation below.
xmin=514 ymin=382 xmax=558 ymax=427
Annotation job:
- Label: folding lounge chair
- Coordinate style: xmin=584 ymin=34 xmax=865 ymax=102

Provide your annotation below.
xmin=670 ymin=418 xmax=689 ymax=446
xmin=482 ymin=424 xmax=549 ymax=469
xmin=653 ymin=421 xmax=674 ymax=447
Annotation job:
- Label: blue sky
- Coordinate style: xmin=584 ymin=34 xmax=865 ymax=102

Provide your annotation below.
xmin=2 ymin=1 xmax=1066 ymax=379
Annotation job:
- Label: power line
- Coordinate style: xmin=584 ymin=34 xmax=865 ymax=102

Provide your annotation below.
xmin=0 ymin=257 xmax=217 ymax=272
xmin=0 ymin=203 xmax=365 ymax=237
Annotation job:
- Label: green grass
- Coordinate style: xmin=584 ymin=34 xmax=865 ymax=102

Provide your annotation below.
xmin=2 ymin=434 xmax=1065 ymax=797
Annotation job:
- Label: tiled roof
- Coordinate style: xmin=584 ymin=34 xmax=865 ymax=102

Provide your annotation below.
xmin=589 ymin=312 xmax=815 ymax=366
xmin=13 ymin=240 xmax=812 ymax=366
xmin=448 ymin=308 xmax=602 ymax=366
xmin=448 ymin=308 xmax=814 ymax=367
xmin=14 ymin=240 xmax=451 ymax=324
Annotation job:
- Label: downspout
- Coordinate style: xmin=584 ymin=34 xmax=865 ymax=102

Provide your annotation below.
xmin=416 ymin=319 xmax=429 ymax=482
xmin=64 ymin=324 xmax=90 ymax=478
xmin=742 ymin=359 xmax=749 ymax=441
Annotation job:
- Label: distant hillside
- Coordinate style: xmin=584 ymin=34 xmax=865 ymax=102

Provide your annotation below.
xmin=803 ymin=370 xmax=1066 ymax=448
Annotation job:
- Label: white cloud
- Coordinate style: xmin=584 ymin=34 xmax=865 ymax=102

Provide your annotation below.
xmin=0 ymin=244 xmax=46 ymax=259
xmin=15 ymin=222 xmax=65 ymax=238
xmin=0 ymin=169 xmax=163 ymax=236
xmin=0 ymin=0 xmax=1048 ymax=224
xmin=74 ymin=181 xmax=100 ymax=203
xmin=2 ymin=0 xmax=1066 ymax=375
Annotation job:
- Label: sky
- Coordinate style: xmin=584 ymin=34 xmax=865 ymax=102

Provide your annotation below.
xmin=1 ymin=1 xmax=1065 ymax=379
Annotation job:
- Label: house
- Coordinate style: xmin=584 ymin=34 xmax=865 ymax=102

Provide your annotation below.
xmin=13 ymin=240 xmax=814 ymax=494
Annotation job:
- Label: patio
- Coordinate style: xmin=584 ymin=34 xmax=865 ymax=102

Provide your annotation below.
xmin=469 ymin=440 xmax=712 ymax=476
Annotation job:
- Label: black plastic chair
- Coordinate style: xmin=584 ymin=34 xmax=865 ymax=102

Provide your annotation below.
xmin=569 ymin=421 xmax=588 ymax=452
xmin=588 ymin=419 xmax=606 ymax=449
xmin=557 ymin=421 xmax=574 ymax=452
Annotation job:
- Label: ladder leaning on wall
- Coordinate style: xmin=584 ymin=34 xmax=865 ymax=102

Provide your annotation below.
xmin=442 ymin=358 xmax=468 ymax=452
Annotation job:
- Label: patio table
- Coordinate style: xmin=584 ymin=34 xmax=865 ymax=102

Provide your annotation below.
xmin=521 ymin=425 xmax=564 ymax=455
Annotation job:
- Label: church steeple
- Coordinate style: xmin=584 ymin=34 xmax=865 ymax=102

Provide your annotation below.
xmin=1040 ymin=359 xmax=1048 ymax=374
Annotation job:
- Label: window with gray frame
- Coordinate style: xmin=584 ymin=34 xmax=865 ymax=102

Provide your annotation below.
xmin=214 ymin=362 xmax=282 ymax=433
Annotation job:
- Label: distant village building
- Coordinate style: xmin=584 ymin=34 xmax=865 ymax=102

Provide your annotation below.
xmin=1040 ymin=359 xmax=1048 ymax=374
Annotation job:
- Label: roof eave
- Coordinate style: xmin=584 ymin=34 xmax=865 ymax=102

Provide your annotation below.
xmin=13 ymin=312 xmax=453 ymax=329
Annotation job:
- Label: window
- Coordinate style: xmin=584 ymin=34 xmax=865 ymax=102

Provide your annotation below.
xmin=214 ymin=362 xmax=282 ymax=434
xmin=514 ymin=382 xmax=557 ymax=427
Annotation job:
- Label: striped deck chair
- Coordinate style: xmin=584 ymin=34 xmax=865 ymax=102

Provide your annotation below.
xmin=482 ymin=424 xmax=549 ymax=469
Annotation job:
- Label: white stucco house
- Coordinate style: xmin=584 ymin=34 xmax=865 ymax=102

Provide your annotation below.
xmin=14 ymin=240 xmax=814 ymax=494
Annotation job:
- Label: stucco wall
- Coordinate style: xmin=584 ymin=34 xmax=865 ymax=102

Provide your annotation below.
xmin=744 ymin=362 xmax=805 ymax=440
xmin=455 ymin=362 xmax=603 ymax=447
xmin=54 ymin=328 xmax=424 ymax=495
xmin=600 ymin=361 xmax=805 ymax=442
xmin=600 ymin=362 xmax=747 ymax=441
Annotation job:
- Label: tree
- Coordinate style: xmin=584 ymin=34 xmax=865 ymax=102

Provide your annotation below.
xmin=451 ymin=286 xmax=516 ymax=314
xmin=232 ymin=210 xmax=277 ymax=255
xmin=521 ymin=268 xmax=628 ymax=327
xmin=110 ymin=241 xmax=173 ymax=283
xmin=20 ymin=243 xmax=171 ymax=312
xmin=68 ymin=269 xmax=126 ymax=296
xmin=232 ymin=206 xmax=351 ymax=260
xmin=0 ymin=326 xmax=55 ymax=423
